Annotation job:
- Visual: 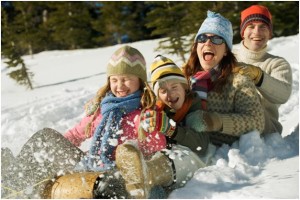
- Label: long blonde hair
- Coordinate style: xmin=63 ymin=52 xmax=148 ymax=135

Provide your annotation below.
xmin=84 ymin=78 xmax=156 ymax=137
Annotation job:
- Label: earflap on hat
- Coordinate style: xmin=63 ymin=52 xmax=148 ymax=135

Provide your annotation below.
xmin=107 ymin=45 xmax=147 ymax=82
xmin=240 ymin=5 xmax=273 ymax=37
xmin=150 ymin=55 xmax=188 ymax=96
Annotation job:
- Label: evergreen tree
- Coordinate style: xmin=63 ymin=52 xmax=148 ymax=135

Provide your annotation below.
xmin=261 ymin=1 xmax=299 ymax=37
xmin=10 ymin=2 xmax=46 ymax=56
xmin=47 ymin=2 xmax=93 ymax=49
xmin=1 ymin=7 xmax=34 ymax=90
xmin=146 ymin=2 xmax=193 ymax=63
xmin=1 ymin=1 xmax=299 ymax=58
xmin=125 ymin=2 xmax=154 ymax=42
xmin=92 ymin=1 xmax=142 ymax=45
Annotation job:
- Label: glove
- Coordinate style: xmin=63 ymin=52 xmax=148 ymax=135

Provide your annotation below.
xmin=140 ymin=110 xmax=176 ymax=137
xmin=203 ymin=112 xmax=222 ymax=132
xmin=238 ymin=65 xmax=263 ymax=85
xmin=186 ymin=110 xmax=222 ymax=132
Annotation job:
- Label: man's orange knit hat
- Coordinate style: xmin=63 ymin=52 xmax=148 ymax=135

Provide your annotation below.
xmin=240 ymin=5 xmax=272 ymax=37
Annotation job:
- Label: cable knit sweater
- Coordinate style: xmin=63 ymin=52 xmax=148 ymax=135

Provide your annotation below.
xmin=233 ymin=42 xmax=293 ymax=134
xmin=204 ymin=72 xmax=265 ymax=145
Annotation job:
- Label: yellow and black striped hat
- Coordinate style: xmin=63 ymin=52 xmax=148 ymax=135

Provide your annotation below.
xmin=150 ymin=55 xmax=188 ymax=95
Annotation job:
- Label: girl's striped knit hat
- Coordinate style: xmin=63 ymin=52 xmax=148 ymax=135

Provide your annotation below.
xmin=240 ymin=5 xmax=273 ymax=37
xmin=107 ymin=45 xmax=147 ymax=82
xmin=150 ymin=55 xmax=188 ymax=96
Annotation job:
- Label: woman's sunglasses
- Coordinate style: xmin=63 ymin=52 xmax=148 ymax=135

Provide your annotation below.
xmin=196 ymin=34 xmax=224 ymax=45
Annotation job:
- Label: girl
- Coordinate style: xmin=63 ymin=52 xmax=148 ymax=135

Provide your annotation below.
xmin=1 ymin=45 xmax=166 ymax=199
xmin=64 ymin=45 xmax=166 ymax=170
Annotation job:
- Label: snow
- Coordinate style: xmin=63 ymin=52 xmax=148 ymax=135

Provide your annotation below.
xmin=1 ymin=35 xmax=299 ymax=199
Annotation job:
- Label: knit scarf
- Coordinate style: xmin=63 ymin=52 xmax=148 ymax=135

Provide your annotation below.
xmin=156 ymin=94 xmax=193 ymax=123
xmin=88 ymin=90 xmax=141 ymax=170
xmin=191 ymin=68 xmax=220 ymax=110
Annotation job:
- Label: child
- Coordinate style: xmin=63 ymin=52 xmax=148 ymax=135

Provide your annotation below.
xmin=116 ymin=55 xmax=216 ymax=199
xmin=64 ymin=45 xmax=167 ymax=171
xmin=1 ymin=45 xmax=167 ymax=199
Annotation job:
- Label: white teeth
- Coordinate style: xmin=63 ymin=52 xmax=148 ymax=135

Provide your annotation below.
xmin=169 ymin=97 xmax=179 ymax=103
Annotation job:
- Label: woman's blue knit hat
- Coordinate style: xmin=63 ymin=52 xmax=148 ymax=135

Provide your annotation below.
xmin=195 ymin=10 xmax=233 ymax=50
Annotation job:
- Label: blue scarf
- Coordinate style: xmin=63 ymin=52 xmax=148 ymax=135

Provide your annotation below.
xmin=87 ymin=90 xmax=141 ymax=170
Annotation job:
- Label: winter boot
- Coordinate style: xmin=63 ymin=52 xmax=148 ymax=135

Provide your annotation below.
xmin=93 ymin=170 xmax=129 ymax=199
xmin=165 ymin=144 xmax=215 ymax=189
xmin=115 ymin=143 xmax=173 ymax=199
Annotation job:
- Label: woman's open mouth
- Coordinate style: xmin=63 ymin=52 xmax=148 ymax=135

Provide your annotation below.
xmin=203 ymin=51 xmax=214 ymax=61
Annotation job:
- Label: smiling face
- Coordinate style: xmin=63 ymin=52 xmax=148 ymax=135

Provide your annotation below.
xmin=157 ymin=80 xmax=186 ymax=111
xmin=197 ymin=34 xmax=227 ymax=71
xmin=109 ymin=74 xmax=140 ymax=97
xmin=243 ymin=22 xmax=271 ymax=51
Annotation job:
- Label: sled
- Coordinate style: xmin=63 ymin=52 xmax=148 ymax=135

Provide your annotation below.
xmin=1 ymin=128 xmax=84 ymax=199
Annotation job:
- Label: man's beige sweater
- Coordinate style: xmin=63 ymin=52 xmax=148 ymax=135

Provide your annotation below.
xmin=233 ymin=42 xmax=293 ymax=135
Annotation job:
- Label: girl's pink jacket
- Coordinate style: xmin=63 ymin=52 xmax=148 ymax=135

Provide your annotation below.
xmin=64 ymin=108 xmax=167 ymax=157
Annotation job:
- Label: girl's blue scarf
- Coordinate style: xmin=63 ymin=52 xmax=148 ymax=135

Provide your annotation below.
xmin=87 ymin=90 xmax=141 ymax=170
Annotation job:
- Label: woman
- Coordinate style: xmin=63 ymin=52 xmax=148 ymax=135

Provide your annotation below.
xmin=183 ymin=10 xmax=265 ymax=146
xmin=115 ymin=11 xmax=265 ymax=199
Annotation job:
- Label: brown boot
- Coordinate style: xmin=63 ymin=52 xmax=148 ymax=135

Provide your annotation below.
xmin=43 ymin=172 xmax=103 ymax=199
xmin=115 ymin=143 xmax=173 ymax=199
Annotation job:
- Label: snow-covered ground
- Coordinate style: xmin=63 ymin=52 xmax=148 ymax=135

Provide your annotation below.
xmin=1 ymin=35 xmax=299 ymax=199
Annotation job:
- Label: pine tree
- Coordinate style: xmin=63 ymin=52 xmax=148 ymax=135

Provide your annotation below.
xmin=261 ymin=1 xmax=299 ymax=37
xmin=92 ymin=1 xmax=142 ymax=45
xmin=1 ymin=6 xmax=34 ymax=90
xmin=11 ymin=2 xmax=46 ymax=56
xmin=146 ymin=2 xmax=196 ymax=63
xmin=5 ymin=51 xmax=34 ymax=90
xmin=47 ymin=2 xmax=93 ymax=49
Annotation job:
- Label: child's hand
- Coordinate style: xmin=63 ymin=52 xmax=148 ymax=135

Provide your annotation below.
xmin=140 ymin=110 xmax=176 ymax=137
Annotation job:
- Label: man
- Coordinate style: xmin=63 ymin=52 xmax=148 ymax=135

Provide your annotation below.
xmin=233 ymin=5 xmax=293 ymax=135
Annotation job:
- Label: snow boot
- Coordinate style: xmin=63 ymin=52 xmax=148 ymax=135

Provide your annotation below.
xmin=93 ymin=170 xmax=129 ymax=199
xmin=165 ymin=144 xmax=215 ymax=189
xmin=41 ymin=170 xmax=129 ymax=199
xmin=115 ymin=143 xmax=173 ymax=199
xmin=42 ymin=172 xmax=101 ymax=198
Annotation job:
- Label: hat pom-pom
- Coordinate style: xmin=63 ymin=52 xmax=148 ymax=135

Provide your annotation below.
xmin=207 ymin=10 xmax=216 ymax=18
xmin=207 ymin=10 xmax=223 ymax=19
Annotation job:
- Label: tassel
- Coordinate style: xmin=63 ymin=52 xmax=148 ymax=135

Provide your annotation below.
xmin=138 ymin=126 xmax=147 ymax=141
xmin=138 ymin=110 xmax=147 ymax=141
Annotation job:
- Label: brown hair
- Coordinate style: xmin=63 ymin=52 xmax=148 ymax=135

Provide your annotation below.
xmin=183 ymin=42 xmax=237 ymax=92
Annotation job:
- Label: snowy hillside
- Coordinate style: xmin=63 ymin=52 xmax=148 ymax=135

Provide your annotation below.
xmin=1 ymin=35 xmax=299 ymax=198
